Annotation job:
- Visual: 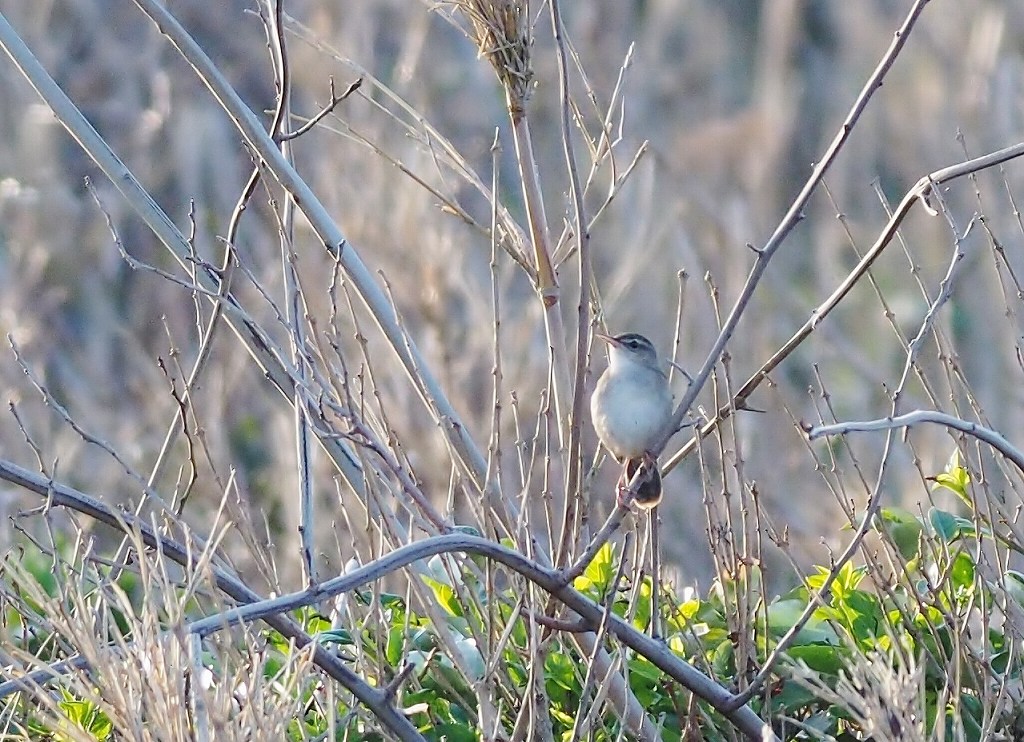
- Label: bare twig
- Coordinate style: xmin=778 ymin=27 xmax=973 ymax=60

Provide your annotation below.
xmin=807 ymin=410 xmax=1024 ymax=474
xmin=265 ymin=0 xmax=317 ymax=585
xmin=127 ymin=0 xmax=497 ymax=504
xmin=549 ymin=0 xmax=593 ymax=570
xmin=560 ymin=505 xmax=631 ymax=585
xmin=0 ymin=8 xmax=367 ymax=499
xmin=661 ymin=0 xmax=935 ymax=460
xmin=444 ymin=0 xmax=572 ymax=448
xmin=279 ymin=76 xmax=362 ymax=141
xmin=724 ymin=145 xmax=990 ymax=710
xmin=183 ymin=529 xmax=773 ymax=740
xmin=663 ymin=139 xmax=1024 ymax=475
xmin=0 ymin=457 xmax=424 ymax=741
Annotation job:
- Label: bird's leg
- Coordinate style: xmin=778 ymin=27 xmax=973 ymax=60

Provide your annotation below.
xmin=618 ymin=456 xmax=664 ymax=508
xmin=615 ymin=458 xmax=637 ymax=506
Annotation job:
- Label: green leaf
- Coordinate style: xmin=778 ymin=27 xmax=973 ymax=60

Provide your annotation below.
xmin=804 ymin=565 xmax=832 ymax=592
xmin=767 ymin=599 xmax=805 ymax=632
xmin=797 ymin=711 xmax=838 ymax=736
xmin=711 ymin=639 xmax=734 ymax=677
xmin=1001 ymin=570 xmax=1024 ymax=607
xmin=766 ymin=598 xmax=839 ymax=644
xmin=264 ymin=628 xmax=291 ymax=655
xmin=929 ymin=508 xmax=969 ymax=542
xmin=626 ymin=655 xmax=664 ymax=708
xmin=676 ymin=597 xmax=701 ymax=621
xmin=931 ymin=450 xmax=971 ymax=503
xmin=768 ymin=681 xmax=819 ymax=715
xmin=829 ymin=563 xmax=868 ymax=617
xmin=875 ymin=507 xmax=924 ymax=560
xmin=549 ymin=707 xmax=576 ymax=733
xmin=573 ymin=542 xmax=615 ymax=595
xmin=303 ymin=612 xmax=332 ymax=634
xmin=420 ymin=575 xmax=464 ymax=619
xmin=949 ymin=693 xmax=984 ymax=742
xmin=432 ymin=722 xmax=478 ymax=742
xmin=787 ymin=644 xmax=845 ymax=675
xmin=544 ymin=650 xmax=577 ymax=694
xmin=833 ymin=589 xmax=882 ymax=644
xmin=386 ymin=625 xmax=406 ymax=666
xmin=632 ymin=576 xmax=653 ymax=631
xmin=58 ymin=690 xmax=112 ymax=740
xmin=627 ymin=654 xmax=663 ymax=682
xmin=950 ymin=551 xmax=975 ymax=594
xmin=379 ymin=592 xmax=406 ymax=612
xmin=316 ymin=628 xmax=354 ymax=647
xmin=991 ymin=648 xmax=1012 ymax=675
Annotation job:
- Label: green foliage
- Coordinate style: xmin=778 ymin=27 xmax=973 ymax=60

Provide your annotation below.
xmin=55 ymin=689 xmax=114 ymax=741
xmin=20 ymin=688 xmax=114 ymax=742
xmin=7 ymin=455 xmax=1024 ymax=740
xmin=931 ymin=449 xmax=971 ymax=503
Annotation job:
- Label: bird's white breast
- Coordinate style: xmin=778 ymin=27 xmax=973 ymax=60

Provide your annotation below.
xmin=591 ymin=367 xmax=673 ymax=459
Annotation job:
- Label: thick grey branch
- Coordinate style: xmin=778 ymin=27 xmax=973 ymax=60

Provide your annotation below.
xmin=808 ymin=411 xmax=1024 ymax=474
xmin=0 ymin=458 xmax=424 ymax=741
xmin=188 ymin=531 xmax=777 ymax=741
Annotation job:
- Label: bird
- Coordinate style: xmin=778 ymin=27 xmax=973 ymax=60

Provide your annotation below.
xmin=590 ymin=332 xmax=675 ymax=508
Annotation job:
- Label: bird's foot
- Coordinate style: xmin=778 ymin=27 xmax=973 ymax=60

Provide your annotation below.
xmin=618 ymin=457 xmax=663 ymax=509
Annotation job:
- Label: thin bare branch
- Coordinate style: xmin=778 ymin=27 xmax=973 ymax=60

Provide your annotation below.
xmin=662 ymin=0 xmax=935 ymax=456
xmin=0 ymin=457 xmax=424 ymax=741
xmin=663 ymin=139 xmax=1024 ymax=475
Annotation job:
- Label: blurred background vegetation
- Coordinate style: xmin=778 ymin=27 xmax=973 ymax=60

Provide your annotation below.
xmin=1 ymin=0 xmax=1023 ymax=594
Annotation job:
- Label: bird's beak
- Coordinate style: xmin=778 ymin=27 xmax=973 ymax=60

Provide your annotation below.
xmin=594 ymin=332 xmax=617 ymax=347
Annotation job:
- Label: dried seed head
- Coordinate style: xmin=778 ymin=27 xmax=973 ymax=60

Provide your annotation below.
xmin=439 ymin=0 xmax=533 ymax=114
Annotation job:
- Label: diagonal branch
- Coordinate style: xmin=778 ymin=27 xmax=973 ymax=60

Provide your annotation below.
xmin=659 ymin=0 xmax=934 ymax=456
xmin=0 ymin=457 xmax=424 ymax=741
xmin=0 ymin=455 xmax=775 ymax=741
xmin=128 ymin=0 xmax=494 ymax=503
xmin=663 ymin=140 xmax=1024 ymax=475
xmin=0 ymin=9 xmax=367 ymax=503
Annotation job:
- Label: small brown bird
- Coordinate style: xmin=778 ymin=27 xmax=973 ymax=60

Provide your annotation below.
xmin=591 ymin=332 xmax=674 ymax=508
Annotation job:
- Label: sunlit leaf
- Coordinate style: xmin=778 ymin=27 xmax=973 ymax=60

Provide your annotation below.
xmin=930 ymin=450 xmax=971 ymax=504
